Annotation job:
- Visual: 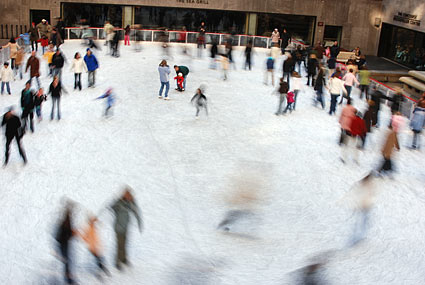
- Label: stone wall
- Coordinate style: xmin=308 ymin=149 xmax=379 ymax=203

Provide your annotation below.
xmin=382 ymin=0 xmax=425 ymax=33
xmin=0 ymin=0 xmax=383 ymax=55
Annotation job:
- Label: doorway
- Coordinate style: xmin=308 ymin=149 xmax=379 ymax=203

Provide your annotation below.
xmin=323 ymin=25 xmax=342 ymax=47
xmin=30 ymin=10 xmax=51 ymax=25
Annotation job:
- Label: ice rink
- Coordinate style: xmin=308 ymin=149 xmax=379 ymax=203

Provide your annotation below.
xmin=1 ymin=41 xmax=424 ymax=284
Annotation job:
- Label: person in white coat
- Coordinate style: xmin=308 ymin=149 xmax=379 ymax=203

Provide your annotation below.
xmin=70 ymin=52 xmax=87 ymax=91
xmin=1 ymin=62 xmax=14 ymax=95
xmin=327 ymin=72 xmax=347 ymax=115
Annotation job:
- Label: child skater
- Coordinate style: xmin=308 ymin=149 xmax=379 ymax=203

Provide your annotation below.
xmin=77 ymin=215 xmax=110 ymax=279
xmin=190 ymin=87 xmax=208 ymax=119
xmin=34 ymin=88 xmax=47 ymax=122
xmin=174 ymin=73 xmax=184 ymax=92
xmin=283 ymin=91 xmax=295 ymax=114
xmin=96 ymin=88 xmax=115 ymax=117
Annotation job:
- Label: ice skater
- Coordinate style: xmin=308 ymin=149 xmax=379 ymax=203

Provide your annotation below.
xmin=190 ymin=87 xmax=208 ymax=119
xmin=378 ymin=118 xmax=401 ymax=175
xmin=283 ymin=91 xmax=295 ymax=114
xmin=174 ymin=73 xmax=185 ymax=92
xmin=110 ymin=187 xmax=143 ymax=270
xmin=2 ymin=107 xmax=27 ymax=166
xmin=409 ymin=99 xmax=425 ymax=149
xmin=158 ymin=60 xmax=171 ymax=99
xmin=174 ymin=65 xmax=189 ymax=90
xmin=21 ymin=81 xmax=35 ymax=133
xmin=220 ymin=54 xmax=229 ymax=80
xmin=1 ymin=62 xmax=14 ymax=95
xmin=77 ymin=216 xmax=110 ymax=279
xmin=96 ymin=88 xmax=115 ymax=117
xmin=55 ymin=201 xmax=76 ymax=284
xmin=264 ymin=55 xmax=274 ymax=86
xmin=275 ymin=78 xmax=289 ymax=116
xmin=34 ymin=88 xmax=47 ymax=122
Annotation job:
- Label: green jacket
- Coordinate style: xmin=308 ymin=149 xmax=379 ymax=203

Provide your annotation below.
xmin=177 ymin=66 xmax=189 ymax=77
xmin=111 ymin=198 xmax=142 ymax=234
xmin=359 ymin=70 xmax=371 ymax=86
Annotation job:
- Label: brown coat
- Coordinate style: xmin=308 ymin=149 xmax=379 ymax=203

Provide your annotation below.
xmin=15 ymin=50 xmax=24 ymax=66
xmin=26 ymin=56 xmax=40 ymax=77
xmin=382 ymin=130 xmax=400 ymax=159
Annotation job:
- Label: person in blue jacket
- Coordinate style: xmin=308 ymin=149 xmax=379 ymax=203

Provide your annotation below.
xmin=264 ymin=56 xmax=275 ymax=86
xmin=84 ymin=48 xmax=99 ymax=88
xmin=158 ymin=60 xmax=170 ymax=100
xmin=410 ymin=98 xmax=425 ymax=149
xmin=96 ymin=88 xmax=115 ymax=117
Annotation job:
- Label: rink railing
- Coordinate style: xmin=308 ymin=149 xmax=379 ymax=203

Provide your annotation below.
xmin=64 ymin=27 xmax=307 ymax=49
xmin=369 ymin=78 xmax=416 ymax=117
xmin=0 ymin=46 xmax=10 ymax=65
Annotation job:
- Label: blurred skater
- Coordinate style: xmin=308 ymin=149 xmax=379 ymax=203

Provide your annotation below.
xmin=340 ymin=68 xmax=359 ymax=104
xmin=34 ymin=88 xmax=47 ymax=122
xmin=96 ymin=88 xmax=115 ymax=117
xmin=124 ymin=25 xmax=131 ymax=46
xmin=282 ymin=54 xmax=294 ymax=90
xmin=15 ymin=47 xmax=25 ymax=80
xmin=378 ymin=118 xmax=401 ymax=175
xmin=25 ymin=51 xmax=41 ymax=89
xmin=283 ymin=91 xmax=295 ymax=114
xmin=328 ymin=72 xmax=347 ymax=115
xmin=410 ymin=100 xmax=425 ymax=149
xmin=21 ymin=81 xmax=35 ymax=133
xmin=220 ymin=54 xmax=229 ymax=80
xmin=264 ymin=56 xmax=275 ymax=86
xmin=78 ymin=216 xmax=110 ymax=279
xmin=275 ymin=78 xmax=289 ymax=116
xmin=210 ymin=40 xmax=218 ymax=69
xmin=49 ymin=76 xmax=67 ymax=120
xmin=190 ymin=87 xmax=208 ymax=119
xmin=244 ymin=40 xmax=253 ymax=71
xmin=55 ymin=202 xmax=76 ymax=284
xmin=158 ymin=60 xmax=171 ymax=99
xmin=362 ymin=100 xmax=375 ymax=148
xmin=314 ymin=65 xmax=326 ymax=109
xmin=43 ymin=43 xmax=55 ymax=77
xmin=110 ymin=187 xmax=143 ymax=270
xmin=2 ymin=107 xmax=27 ymax=166
xmin=111 ymin=29 xmax=120 ymax=57
xmin=292 ymin=72 xmax=303 ymax=110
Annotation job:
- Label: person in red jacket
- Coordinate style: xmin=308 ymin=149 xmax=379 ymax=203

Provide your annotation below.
xmin=342 ymin=109 xmax=365 ymax=164
xmin=174 ymin=72 xmax=184 ymax=92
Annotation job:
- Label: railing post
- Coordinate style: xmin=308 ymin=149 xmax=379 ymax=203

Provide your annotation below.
xmin=97 ymin=28 xmax=99 ymax=39
xmin=238 ymin=35 xmax=241 ymax=46
xmin=151 ymin=30 xmax=153 ymax=42
xmin=67 ymin=28 xmax=70 ymax=40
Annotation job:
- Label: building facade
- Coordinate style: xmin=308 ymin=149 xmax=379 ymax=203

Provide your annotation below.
xmin=1 ymin=0 xmax=383 ymax=55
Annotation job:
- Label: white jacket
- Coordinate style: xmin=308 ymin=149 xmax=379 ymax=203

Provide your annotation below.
xmin=292 ymin=77 xmax=303 ymax=91
xmin=70 ymin=58 xmax=88 ymax=73
xmin=0 ymin=66 xmax=14 ymax=82
xmin=329 ymin=77 xmax=347 ymax=95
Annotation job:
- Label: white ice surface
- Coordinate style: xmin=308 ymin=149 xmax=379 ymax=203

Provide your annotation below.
xmin=0 ymin=41 xmax=424 ymax=285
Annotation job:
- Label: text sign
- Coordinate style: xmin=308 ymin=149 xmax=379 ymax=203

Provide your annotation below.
xmin=393 ymin=12 xmax=421 ymax=26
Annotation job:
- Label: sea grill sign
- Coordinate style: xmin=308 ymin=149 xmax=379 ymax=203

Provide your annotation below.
xmin=393 ymin=12 xmax=421 ymax=26
xmin=176 ymin=0 xmax=209 ymax=3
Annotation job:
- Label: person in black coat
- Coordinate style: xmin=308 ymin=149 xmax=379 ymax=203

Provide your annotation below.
xmin=51 ymin=50 xmax=65 ymax=80
xmin=2 ymin=107 xmax=27 ymax=165
xmin=389 ymin=92 xmax=404 ymax=114
xmin=111 ymin=30 xmax=120 ymax=57
xmin=49 ymin=76 xmax=67 ymax=120
xmin=56 ymin=18 xmax=66 ymax=42
xmin=55 ymin=202 xmax=76 ymax=284
xmin=283 ymin=55 xmax=294 ymax=90
xmin=370 ymin=89 xmax=388 ymax=127
xmin=21 ymin=81 xmax=35 ymax=133
xmin=307 ymin=54 xmax=318 ymax=86
xmin=281 ymin=29 xmax=291 ymax=53
xmin=314 ymin=65 xmax=326 ymax=109
xmin=244 ymin=41 xmax=253 ymax=70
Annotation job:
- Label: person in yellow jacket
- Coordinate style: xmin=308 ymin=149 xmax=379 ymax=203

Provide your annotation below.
xmin=78 ymin=216 xmax=110 ymax=278
xmin=43 ymin=43 xmax=55 ymax=77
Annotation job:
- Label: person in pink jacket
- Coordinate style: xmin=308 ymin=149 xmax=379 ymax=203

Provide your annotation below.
xmin=78 ymin=216 xmax=110 ymax=278
xmin=339 ymin=98 xmax=356 ymax=145
xmin=340 ymin=68 xmax=359 ymax=104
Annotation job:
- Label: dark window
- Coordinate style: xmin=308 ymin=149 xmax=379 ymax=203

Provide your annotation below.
xmin=62 ymin=3 xmax=122 ymax=27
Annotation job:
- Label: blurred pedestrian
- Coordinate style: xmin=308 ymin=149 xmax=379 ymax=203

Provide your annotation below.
xmin=210 ymin=40 xmax=218 ymax=69
xmin=358 ymin=66 xmax=370 ymax=100
xmin=15 ymin=47 xmax=25 ymax=80
xmin=2 ymin=38 xmax=20 ymax=70
xmin=378 ymin=118 xmax=401 ymax=175
xmin=362 ymin=100 xmax=375 ymax=148
xmin=110 ymin=187 xmax=143 ymax=270
xmin=43 ymin=43 xmax=55 ymax=77
xmin=197 ymin=21 xmax=207 ymax=55
xmin=283 ymin=91 xmax=295 ymax=114
xmin=104 ymin=21 xmax=114 ymax=53
xmin=281 ymin=29 xmax=291 ymax=53
xmin=190 ymin=87 xmax=208 ymax=119
xmin=25 ymin=51 xmax=41 ymax=89
xmin=55 ymin=202 xmax=76 ymax=284
xmin=271 ymin=28 xmax=280 ymax=46
xmin=341 ymin=68 xmax=359 ymax=104
xmin=70 ymin=52 xmax=87 ymax=91
xmin=292 ymin=72 xmax=303 ymax=110
xmin=84 ymin=48 xmax=99 ymax=88
xmin=2 ymin=107 xmax=27 ymax=166
xmin=158 ymin=60 xmax=170 ymax=100
xmin=111 ymin=29 xmax=120 ymax=57
xmin=282 ymin=54 xmax=294 ymax=90
xmin=389 ymin=91 xmax=404 ymax=114
xmin=306 ymin=54 xmax=318 ymax=86
xmin=370 ymin=89 xmax=386 ymax=127
xmin=244 ymin=40 xmax=253 ymax=71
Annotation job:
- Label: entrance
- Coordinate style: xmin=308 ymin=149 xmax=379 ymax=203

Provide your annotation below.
xmin=30 ymin=10 xmax=51 ymax=25
xmin=323 ymin=25 xmax=342 ymax=46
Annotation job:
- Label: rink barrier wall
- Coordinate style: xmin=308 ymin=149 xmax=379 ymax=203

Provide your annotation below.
xmin=64 ymin=27 xmax=307 ymax=49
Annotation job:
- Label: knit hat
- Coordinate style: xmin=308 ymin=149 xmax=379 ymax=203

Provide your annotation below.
xmin=86 ymin=48 xmax=91 ymax=51
xmin=391 ymin=114 xmax=404 ymax=133
xmin=178 ymin=72 xmax=183 ymax=77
